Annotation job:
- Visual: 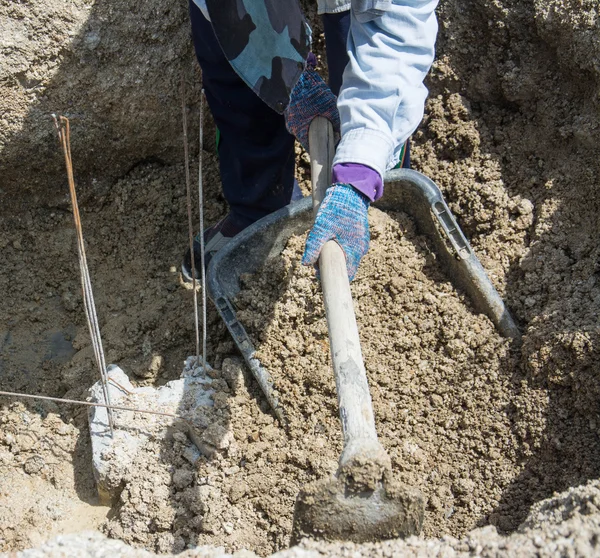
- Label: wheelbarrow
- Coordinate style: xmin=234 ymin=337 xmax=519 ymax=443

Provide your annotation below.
xmin=206 ymin=153 xmax=519 ymax=427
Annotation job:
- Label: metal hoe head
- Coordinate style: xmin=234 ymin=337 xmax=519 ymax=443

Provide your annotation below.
xmin=291 ymin=472 xmax=424 ymax=544
xmin=291 ymin=433 xmax=425 ymax=543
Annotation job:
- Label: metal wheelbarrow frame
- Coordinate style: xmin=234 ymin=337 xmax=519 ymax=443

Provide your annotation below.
xmin=206 ymin=169 xmax=519 ymax=425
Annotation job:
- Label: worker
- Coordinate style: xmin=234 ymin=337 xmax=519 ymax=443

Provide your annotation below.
xmin=182 ymin=0 xmax=438 ymax=281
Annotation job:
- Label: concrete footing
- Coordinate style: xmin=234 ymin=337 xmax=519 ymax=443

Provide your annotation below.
xmin=88 ymin=358 xmax=215 ymax=503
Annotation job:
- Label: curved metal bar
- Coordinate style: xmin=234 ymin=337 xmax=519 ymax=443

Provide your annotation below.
xmin=379 ymin=169 xmax=520 ymax=339
xmin=207 ymin=197 xmax=313 ymax=426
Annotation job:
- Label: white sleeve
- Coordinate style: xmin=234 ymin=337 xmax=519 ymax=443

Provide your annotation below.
xmin=318 ymin=0 xmax=352 ymax=14
xmin=333 ymin=0 xmax=439 ymax=176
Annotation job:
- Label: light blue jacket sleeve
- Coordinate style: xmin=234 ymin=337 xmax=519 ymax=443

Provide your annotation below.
xmin=333 ymin=0 xmax=439 ymax=176
xmin=318 ymin=0 xmax=351 ymax=14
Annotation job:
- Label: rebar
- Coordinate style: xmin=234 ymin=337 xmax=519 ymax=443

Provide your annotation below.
xmin=182 ymin=78 xmax=201 ymax=364
xmin=197 ymin=90 xmax=208 ymax=372
xmin=0 ymin=390 xmax=182 ymax=421
xmin=51 ymin=115 xmax=115 ymax=436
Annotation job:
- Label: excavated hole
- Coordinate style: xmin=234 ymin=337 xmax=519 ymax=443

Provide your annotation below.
xmin=2 ymin=0 xmax=600 ymax=556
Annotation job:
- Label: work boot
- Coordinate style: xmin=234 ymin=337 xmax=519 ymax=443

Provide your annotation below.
xmin=181 ymin=214 xmax=246 ymax=282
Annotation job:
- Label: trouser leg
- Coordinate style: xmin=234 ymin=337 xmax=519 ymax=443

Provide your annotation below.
xmin=189 ymin=1 xmax=296 ymax=228
xmin=322 ymin=11 xmax=351 ymax=97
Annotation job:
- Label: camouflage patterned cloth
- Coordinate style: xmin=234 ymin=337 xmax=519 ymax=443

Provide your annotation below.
xmin=205 ymin=0 xmax=312 ymax=114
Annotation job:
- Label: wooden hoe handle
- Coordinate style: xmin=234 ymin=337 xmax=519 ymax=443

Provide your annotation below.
xmin=308 ymin=117 xmax=387 ymax=470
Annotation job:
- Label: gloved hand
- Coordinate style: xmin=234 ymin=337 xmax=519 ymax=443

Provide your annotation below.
xmin=302 ymin=183 xmax=370 ymax=281
xmin=284 ymin=54 xmax=340 ymax=152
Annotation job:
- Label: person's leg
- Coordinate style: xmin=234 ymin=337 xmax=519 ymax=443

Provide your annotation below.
xmin=189 ymin=1 xmax=296 ymax=229
xmin=322 ymin=11 xmax=351 ymax=97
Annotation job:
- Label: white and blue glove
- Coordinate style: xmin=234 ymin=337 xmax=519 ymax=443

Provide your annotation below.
xmin=302 ymin=184 xmax=370 ymax=281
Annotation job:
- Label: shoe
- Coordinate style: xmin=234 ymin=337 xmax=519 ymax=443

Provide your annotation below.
xmin=181 ymin=214 xmax=246 ymax=282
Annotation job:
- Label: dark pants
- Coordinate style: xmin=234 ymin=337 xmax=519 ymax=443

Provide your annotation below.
xmin=189 ymin=4 xmax=407 ymax=227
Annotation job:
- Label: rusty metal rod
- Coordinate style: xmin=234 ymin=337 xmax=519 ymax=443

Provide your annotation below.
xmin=51 ymin=114 xmax=115 ymax=436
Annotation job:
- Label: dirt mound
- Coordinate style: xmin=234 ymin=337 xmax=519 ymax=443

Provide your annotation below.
xmin=0 ymin=403 xmax=108 ymax=550
xmin=1 ymin=0 xmax=600 ymax=556
xmin=98 ymin=206 xmax=516 ymax=554
xmin=0 ymin=0 xmax=200 ymax=203
xmin=12 ymin=482 xmax=600 ymax=556
xmin=234 ymin=213 xmax=522 ymax=542
xmin=418 ymin=0 xmax=600 ymax=530
xmin=101 ymin=357 xmax=289 ymax=555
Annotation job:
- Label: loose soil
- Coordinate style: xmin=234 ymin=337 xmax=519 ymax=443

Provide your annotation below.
xmin=2 ymin=0 xmax=600 ymax=556
xmin=0 ymin=402 xmax=109 ymax=550
xmin=235 ymin=213 xmax=521 ymax=542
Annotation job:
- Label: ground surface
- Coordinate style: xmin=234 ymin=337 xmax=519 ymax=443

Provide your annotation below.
xmin=1 ymin=0 xmax=600 ymax=556
xmin=10 ymin=482 xmax=600 ymax=556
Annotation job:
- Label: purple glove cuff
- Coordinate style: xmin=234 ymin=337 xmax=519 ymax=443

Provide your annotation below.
xmin=332 ymin=163 xmax=383 ymax=202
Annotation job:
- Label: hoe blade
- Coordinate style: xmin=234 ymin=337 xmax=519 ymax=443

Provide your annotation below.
xmin=291 ymin=475 xmax=425 ymax=544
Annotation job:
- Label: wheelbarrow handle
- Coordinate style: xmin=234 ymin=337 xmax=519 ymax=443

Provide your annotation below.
xmin=308 ymin=117 xmax=388 ymax=471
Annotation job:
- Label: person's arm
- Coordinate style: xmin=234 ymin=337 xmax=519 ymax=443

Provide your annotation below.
xmin=333 ymin=0 xmax=438 ymax=191
xmin=301 ymin=1 xmax=438 ymax=280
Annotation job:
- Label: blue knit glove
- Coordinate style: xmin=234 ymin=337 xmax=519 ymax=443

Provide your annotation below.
xmin=284 ymin=55 xmax=340 ymax=152
xmin=302 ymin=184 xmax=370 ymax=281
